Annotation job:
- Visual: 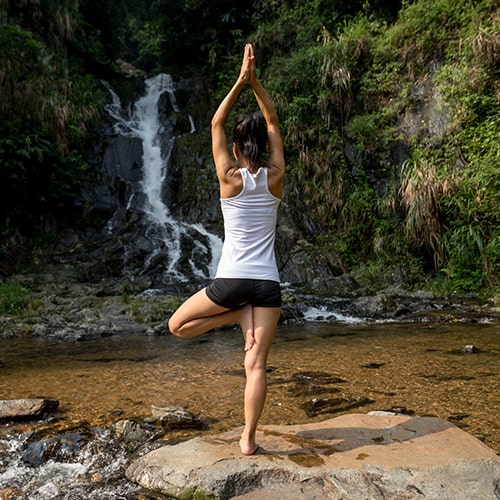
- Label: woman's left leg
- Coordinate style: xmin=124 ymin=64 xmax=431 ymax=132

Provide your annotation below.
xmin=240 ymin=306 xmax=281 ymax=455
xmin=168 ymin=288 xmax=254 ymax=348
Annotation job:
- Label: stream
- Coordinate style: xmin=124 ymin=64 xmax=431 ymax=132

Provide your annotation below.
xmin=0 ymin=318 xmax=499 ymax=499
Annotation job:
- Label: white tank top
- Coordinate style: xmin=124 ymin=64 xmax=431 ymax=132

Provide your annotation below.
xmin=215 ymin=167 xmax=281 ymax=282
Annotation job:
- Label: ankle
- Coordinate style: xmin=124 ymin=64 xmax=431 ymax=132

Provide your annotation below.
xmin=239 ymin=432 xmax=258 ymax=455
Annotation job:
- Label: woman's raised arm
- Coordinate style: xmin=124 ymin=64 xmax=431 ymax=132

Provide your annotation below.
xmin=248 ymin=46 xmax=285 ymax=197
xmin=211 ymin=44 xmax=253 ymax=187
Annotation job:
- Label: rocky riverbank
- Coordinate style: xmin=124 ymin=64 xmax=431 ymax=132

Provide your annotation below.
xmin=2 ymin=268 xmax=500 ymax=340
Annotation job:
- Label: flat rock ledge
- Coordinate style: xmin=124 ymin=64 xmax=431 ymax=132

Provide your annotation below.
xmin=126 ymin=413 xmax=500 ymax=500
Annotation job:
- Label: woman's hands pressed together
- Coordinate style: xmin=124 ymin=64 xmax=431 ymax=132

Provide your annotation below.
xmin=238 ymin=43 xmax=256 ymax=85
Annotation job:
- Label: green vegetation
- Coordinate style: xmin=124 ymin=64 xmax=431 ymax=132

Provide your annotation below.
xmin=1 ymin=0 xmax=498 ymax=295
xmin=167 ymin=486 xmax=218 ymax=500
xmin=0 ymin=19 xmax=103 ymax=228
xmin=251 ymin=0 xmax=499 ymax=295
xmin=125 ymin=294 xmax=184 ymax=323
xmin=0 ymin=282 xmax=33 ymax=315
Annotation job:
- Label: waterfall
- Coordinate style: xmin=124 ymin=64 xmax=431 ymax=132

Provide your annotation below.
xmin=102 ymin=75 xmax=222 ymax=284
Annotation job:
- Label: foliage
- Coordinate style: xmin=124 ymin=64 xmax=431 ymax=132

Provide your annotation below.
xmin=401 ymin=0 xmax=500 ymax=290
xmin=267 ymin=0 xmax=498 ymax=293
xmin=0 ymin=283 xmax=33 ymax=316
xmin=441 ymin=225 xmax=488 ymax=292
xmin=0 ymin=9 xmax=105 ymax=228
xmin=1 ymin=0 xmax=498 ymax=296
xmin=4 ymin=0 xmax=79 ymax=48
xmin=127 ymin=0 xmax=256 ymax=75
xmin=158 ymin=0 xmax=497 ymax=294
xmin=75 ymin=0 xmax=139 ymax=63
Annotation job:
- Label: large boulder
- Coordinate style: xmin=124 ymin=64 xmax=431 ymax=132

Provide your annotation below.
xmin=126 ymin=412 xmax=500 ymax=500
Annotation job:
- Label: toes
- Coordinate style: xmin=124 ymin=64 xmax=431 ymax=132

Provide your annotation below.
xmin=240 ymin=304 xmax=254 ymax=351
xmin=244 ymin=330 xmax=255 ymax=351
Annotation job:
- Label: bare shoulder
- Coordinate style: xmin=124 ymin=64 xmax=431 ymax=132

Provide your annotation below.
xmin=219 ymin=166 xmax=243 ymax=198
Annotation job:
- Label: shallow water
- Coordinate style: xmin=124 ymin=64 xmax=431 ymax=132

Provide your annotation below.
xmin=1 ymin=320 xmax=499 ymax=451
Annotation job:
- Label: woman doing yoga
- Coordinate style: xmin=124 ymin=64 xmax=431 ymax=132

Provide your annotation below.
xmin=168 ymin=43 xmax=285 ymax=455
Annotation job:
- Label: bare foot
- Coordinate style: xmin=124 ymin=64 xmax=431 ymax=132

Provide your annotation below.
xmin=239 ymin=303 xmax=255 ymax=351
xmin=239 ymin=435 xmax=259 ymax=455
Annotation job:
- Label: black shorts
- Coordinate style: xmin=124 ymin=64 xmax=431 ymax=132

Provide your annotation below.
xmin=205 ymin=278 xmax=282 ymax=309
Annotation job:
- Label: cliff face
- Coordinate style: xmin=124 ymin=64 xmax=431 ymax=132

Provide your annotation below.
xmin=72 ymin=58 xmax=457 ymax=290
xmin=69 ymin=73 xmax=344 ymax=290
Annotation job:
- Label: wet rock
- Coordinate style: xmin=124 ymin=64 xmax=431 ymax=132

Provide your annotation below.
xmin=292 ymin=372 xmax=345 ymax=384
xmin=392 ymin=306 xmax=412 ymax=317
xmin=111 ymin=419 xmax=154 ymax=442
xmin=149 ymin=406 xmax=203 ymax=429
xmin=0 ymin=399 xmax=59 ymax=421
xmin=308 ymin=274 xmax=361 ymax=297
xmin=300 ymin=396 xmax=374 ymax=418
xmin=2 ymin=272 xmax=500 ymax=340
xmin=126 ymin=413 xmax=500 ymax=500
xmin=285 ymin=374 xmax=377 ymax=421
xmin=363 ymin=362 xmax=385 ymax=369
xmin=381 ymin=407 xmax=415 ymax=416
xmin=447 ymin=413 xmax=470 ymax=423
xmin=277 ymin=239 xmax=344 ymax=289
xmin=461 ymin=344 xmax=480 ymax=354
xmin=280 ymin=302 xmax=304 ymax=323
xmin=22 ymin=429 xmax=93 ymax=466
xmin=411 ymin=290 xmax=436 ymax=300
xmin=351 ymin=293 xmax=396 ymax=317
xmin=288 ymin=371 xmax=346 ymax=398
xmin=21 ymin=422 xmax=103 ymax=467
xmin=47 ymin=326 xmax=113 ymax=342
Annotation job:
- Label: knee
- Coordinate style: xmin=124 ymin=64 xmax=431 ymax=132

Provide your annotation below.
xmin=167 ymin=317 xmax=181 ymax=337
xmin=244 ymin=353 xmax=267 ymax=374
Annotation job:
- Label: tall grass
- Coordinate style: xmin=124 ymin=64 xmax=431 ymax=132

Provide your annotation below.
xmin=398 ymin=159 xmax=452 ymax=268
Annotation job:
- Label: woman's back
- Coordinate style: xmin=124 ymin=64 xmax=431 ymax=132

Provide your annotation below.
xmin=216 ymin=167 xmax=280 ymax=281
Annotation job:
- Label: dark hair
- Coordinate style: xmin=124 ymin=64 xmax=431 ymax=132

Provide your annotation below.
xmin=232 ymin=112 xmax=268 ymax=171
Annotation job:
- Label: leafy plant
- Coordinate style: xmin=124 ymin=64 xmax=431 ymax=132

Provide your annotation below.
xmin=0 ymin=19 xmax=104 ymax=228
xmin=0 ymin=283 xmax=33 ymax=315
xmin=440 ymin=225 xmax=487 ymax=292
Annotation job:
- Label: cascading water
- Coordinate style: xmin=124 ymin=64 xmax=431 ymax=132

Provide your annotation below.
xmin=102 ymin=74 xmax=222 ymax=285
xmin=0 ymin=427 xmax=141 ymax=499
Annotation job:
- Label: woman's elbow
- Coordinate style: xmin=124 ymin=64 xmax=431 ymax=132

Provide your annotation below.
xmin=211 ymin=114 xmax=225 ymax=130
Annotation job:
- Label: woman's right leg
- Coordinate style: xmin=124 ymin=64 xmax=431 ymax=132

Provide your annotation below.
xmin=168 ymin=288 xmax=255 ymax=349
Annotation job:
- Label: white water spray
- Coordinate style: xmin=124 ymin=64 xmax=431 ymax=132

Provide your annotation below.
xmin=103 ymin=75 xmax=222 ymax=281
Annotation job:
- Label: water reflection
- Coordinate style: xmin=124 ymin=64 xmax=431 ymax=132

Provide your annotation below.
xmin=1 ymin=321 xmax=499 ymax=452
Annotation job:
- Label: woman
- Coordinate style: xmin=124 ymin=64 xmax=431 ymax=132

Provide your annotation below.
xmin=168 ymin=43 xmax=285 ymax=456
